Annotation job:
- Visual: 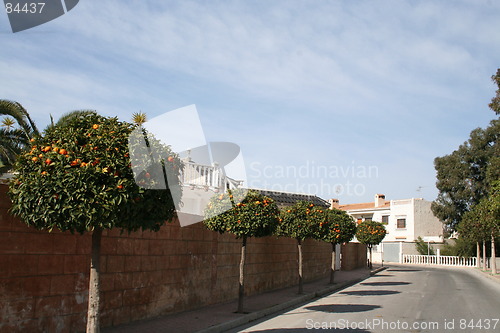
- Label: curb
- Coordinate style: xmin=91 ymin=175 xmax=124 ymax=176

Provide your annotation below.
xmin=196 ymin=266 xmax=387 ymax=333
xmin=470 ymin=267 xmax=500 ymax=284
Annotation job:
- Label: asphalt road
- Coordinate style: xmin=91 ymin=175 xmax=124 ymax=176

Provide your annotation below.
xmin=227 ymin=265 xmax=500 ymax=333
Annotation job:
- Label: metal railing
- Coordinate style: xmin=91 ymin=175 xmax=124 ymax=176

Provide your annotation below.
xmin=402 ymin=254 xmax=477 ymax=267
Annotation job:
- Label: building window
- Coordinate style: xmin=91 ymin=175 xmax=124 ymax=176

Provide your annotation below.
xmin=364 ymin=217 xmax=372 ymax=222
xmin=397 ymin=218 xmax=406 ymax=229
xmin=381 ymin=215 xmax=389 ymax=224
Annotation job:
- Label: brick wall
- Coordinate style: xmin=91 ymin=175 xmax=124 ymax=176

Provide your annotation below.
xmin=341 ymin=242 xmax=367 ymax=271
xmin=0 ymin=184 xmax=364 ymax=332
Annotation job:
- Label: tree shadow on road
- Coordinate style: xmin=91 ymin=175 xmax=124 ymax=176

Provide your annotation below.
xmin=339 ymin=289 xmax=400 ymax=296
xmin=304 ymin=304 xmax=381 ymax=313
xmin=360 ymin=281 xmax=411 ymax=286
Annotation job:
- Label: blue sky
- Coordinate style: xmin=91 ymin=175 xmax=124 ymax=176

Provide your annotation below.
xmin=1 ymin=0 xmax=499 ymax=204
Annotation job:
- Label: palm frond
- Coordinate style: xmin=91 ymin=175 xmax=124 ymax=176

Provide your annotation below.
xmin=50 ymin=110 xmax=97 ymax=129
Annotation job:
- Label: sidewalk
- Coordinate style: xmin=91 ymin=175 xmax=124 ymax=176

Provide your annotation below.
xmin=103 ymin=265 xmax=385 ymax=333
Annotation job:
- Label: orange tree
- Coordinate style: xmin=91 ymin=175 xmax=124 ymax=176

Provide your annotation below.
xmin=204 ymin=189 xmax=279 ymax=313
xmin=355 ymin=220 xmax=386 ymax=269
xmin=313 ymin=208 xmax=356 ymax=284
xmin=8 ymin=112 xmax=182 ymax=332
xmin=276 ymin=201 xmax=325 ymax=294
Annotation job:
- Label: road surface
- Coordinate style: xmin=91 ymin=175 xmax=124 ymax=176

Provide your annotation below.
xmin=227 ymin=265 xmax=500 ymax=332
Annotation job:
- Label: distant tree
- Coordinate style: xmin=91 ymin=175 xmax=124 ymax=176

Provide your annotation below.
xmin=9 ymin=112 xmax=182 ymax=332
xmin=204 ymin=189 xmax=279 ymax=313
xmin=458 ymin=203 xmax=490 ymax=269
xmin=356 ymin=221 xmax=386 ymax=269
xmin=461 ymin=181 xmax=500 ymax=274
xmin=432 ymin=118 xmax=500 ymax=230
xmin=414 ymin=236 xmax=435 ymax=256
xmin=313 ymin=208 xmax=356 ymax=284
xmin=277 ymin=201 xmax=324 ymax=294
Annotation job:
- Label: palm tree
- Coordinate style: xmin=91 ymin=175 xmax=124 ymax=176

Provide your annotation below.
xmin=0 ymin=100 xmax=40 ymax=172
xmin=1 ymin=117 xmax=16 ymax=130
xmin=46 ymin=109 xmax=97 ymax=129
xmin=132 ymin=111 xmax=147 ymax=125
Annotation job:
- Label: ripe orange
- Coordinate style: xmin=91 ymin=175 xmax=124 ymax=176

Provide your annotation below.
xmin=45 ymin=158 xmax=52 ymax=165
xmin=117 ymin=184 xmax=124 ymax=189
xmin=32 ymin=157 xmax=38 ymax=162
xmin=92 ymin=124 xmax=99 ymax=129
xmin=30 ymin=138 xmax=35 ymax=142
xmin=59 ymin=149 xmax=67 ymax=155
xmin=167 ymin=156 xmax=174 ymax=162
xmin=42 ymin=146 xmax=51 ymax=152
xmin=52 ymin=147 xmax=59 ymax=153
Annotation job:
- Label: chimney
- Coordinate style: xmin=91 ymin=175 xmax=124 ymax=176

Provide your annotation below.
xmin=329 ymin=198 xmax=340 ymax=209
xmin=375 ymin=194 xmax=385 ymax=207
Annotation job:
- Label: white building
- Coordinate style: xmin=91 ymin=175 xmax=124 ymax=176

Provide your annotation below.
xmin=333 ymin=194 xmax=444 ymax=263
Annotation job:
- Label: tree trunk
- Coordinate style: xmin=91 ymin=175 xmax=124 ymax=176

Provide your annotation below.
xmin=86 ymin=227 xmax=102 ymax=333
xmin=368 ymin=246 xmax=373 ymax=269
xmin=329 ymin=243 xmax=336 ymax=284
xmin=298 ymin=239 xmax=303 ymax=294
xmin=476 ymin=242 xmax=480 ymax=268
xmin=237 ymin=236 xmax=247 ymax=313
xmin=483 ymin=241 xmax=487 ymax=270
xmin=491 ymin=232 xmax=497 ymax=275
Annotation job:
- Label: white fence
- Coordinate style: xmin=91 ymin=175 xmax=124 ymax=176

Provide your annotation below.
xmin=402 ymin=254 xmax=477 ymax=267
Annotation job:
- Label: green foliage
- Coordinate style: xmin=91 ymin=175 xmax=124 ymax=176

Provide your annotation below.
xmin=489 ymin=68 xmax=500 ymax=115
xmin=458 ymin=181 xmax=500 ymax=243
xmin=313 ymin=208 xmax=356 ymax=244
xmin=8 ymin=112 xmax=182 ymax=234
xmin=440 ymin=238 xmax=475 ymax=257
xmin=355 ymin=220 xmax=386 ymax=247
xmin=203 ymin=189 xmax=279 ymax=238
xmin=415 ymin=236 xmax=435 ymax=255
xmin=276 ymin=201 xmax=325 ymax=241
xmin=0 ymin=99 xmax=39 ymax=169
xmin=432 ymin=118 xmax=500 ymax=230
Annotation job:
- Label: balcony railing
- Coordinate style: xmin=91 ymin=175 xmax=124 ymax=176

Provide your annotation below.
xmin=180 ymin=161 xmax=242 ymax=191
